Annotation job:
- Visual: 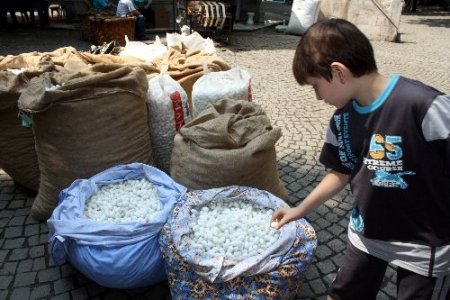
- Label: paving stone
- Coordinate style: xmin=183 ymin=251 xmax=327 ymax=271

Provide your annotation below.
xmin=25 ymin=215 xmax=40 ymax=225
xmin=0 ymin=218 xmax=8 ymax=228
xmin=39 ymin=233 xmax=49 ymax=244
xmin=27 ymin=235 xmax=40 ymax=246
xmin=7 ymin=216 xmax=26 ymax=226
xmin=54 ymin=278 xmax=75 ymax=294
xmin=9 ymin=287 xmax=31 ymax=300
xmin=29 ymin=245 xmax=45 ymax=258
xmin=304 ymin=265 xmax=320 ymax=281
xmin=315 ymin=244 xmax=333 ymax=259
xmin=0 ymin=201 xmax=7 ymax=210
xmin=13 ymin=272 xmax=36 ymax=287
xmin=8 ymin=248 xmax=28 ymax=261
xmin=30 ymin=284 xmax=51 ymax=300
xmin=61 ymin=264 xmax=77 ymax=278
xmin=32 ymin=258 xmax=46 ymax=272
xmin=309 ymin=278 xmax=328 ymax=295
xmin=331 ymin=252 xmax=345 ymax=267
xmin=382 ymin=281 xmax=397 ymax=298
xmin=0 ymin=194 xmax=14 ymax=201
xmin=0 ymin=210 xmax=14 ymax=218
xmin=50 ymin=293 xmax=71 ymax=300
xmin=0 ymin=275 xmax=13 ymax=289
xmin=38 ymin=267 xmax=61 ymax=283
xmin=0 ymin=262 xmax=17 ymax=276
xmin=4 ymin=226 xmax=23 ymax=238
xmin=316 ymin=230 xmax=333 ymax=243
xmin=71 ymin=287 xmax=89 ymax=300
xmin=17 ymin=259 xmax=33 ymax=273
xmin=327 ymin=239 xmax=346 ymax=253
xmin=14 ymin=208 xmax=31 ymax=216
xmin=39 ymin=223 xmax=49 ymax=234
xmin=296 ymin=283 xmax=314 ymax=299
xmin=327 ymin=224 xmax=346 ymax=236
xmin=8 ymin=200 xmax=25 ymax=209
xmin=24 ymin=224 xmax=40 ymax=237
xmin=316 ymin=259 xmax=337 ymax=275
xmin=3 ymin=238 xmax=25 ymax=250
xmin=0 ymin=249 xmax=8 ymax=262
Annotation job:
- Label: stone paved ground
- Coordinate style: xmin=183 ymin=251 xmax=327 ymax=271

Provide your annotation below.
xmin=0 ymin=3 xmax=449 ymax=300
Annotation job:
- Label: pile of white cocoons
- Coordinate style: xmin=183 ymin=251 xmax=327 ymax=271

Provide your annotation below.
xmin=186 ymin=200 xmax=280 ymax=258
xmin=84 ymin=179 xmax=160 ymax=224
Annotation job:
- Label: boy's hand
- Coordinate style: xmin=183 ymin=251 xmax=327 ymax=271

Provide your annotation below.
xmin=271 ymin=207 xmax=300 ymax=229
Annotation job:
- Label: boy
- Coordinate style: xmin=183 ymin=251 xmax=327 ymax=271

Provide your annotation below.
xmin=272 ymin=18 xmax=449 ymax=299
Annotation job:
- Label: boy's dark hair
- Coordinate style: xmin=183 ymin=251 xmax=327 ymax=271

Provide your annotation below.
xmin=293 ymin=18 xmax=378 ymax=85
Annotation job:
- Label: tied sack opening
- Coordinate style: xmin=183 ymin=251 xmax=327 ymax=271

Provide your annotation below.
xmin=170 ymin=99 xmax=288 ymax=200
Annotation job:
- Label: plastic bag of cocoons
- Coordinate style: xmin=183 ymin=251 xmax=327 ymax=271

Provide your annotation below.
xmin=147 ymin=67 xmax=191 ymax=173
xmin=47 ymin=163 xmax=187 ymax=289
xmin=191 ymin=67 xmax=252 ymax=117
xmin=160 ymin=186 xmax=317 ymax=299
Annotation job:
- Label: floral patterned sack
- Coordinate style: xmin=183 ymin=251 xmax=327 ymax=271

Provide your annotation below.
xmin=159 ymin=186 xmax=317 ymax=300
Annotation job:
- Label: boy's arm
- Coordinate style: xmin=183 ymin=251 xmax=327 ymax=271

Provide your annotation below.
xmin=272 ymin=170 xmax=350 ymax=229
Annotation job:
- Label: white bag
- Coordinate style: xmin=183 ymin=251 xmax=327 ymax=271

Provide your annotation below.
xmin=285 ymin=0 xmax=322 ymax=35
xmin=166 ymin=31 xmax=216 ymax=54
xmin=191 ymin=67 xmax=252 ymax=117
xmin=147 ymin=71 xmax=190 ymax=173
xmin=119 ymin=35 xmax=168 ymax=62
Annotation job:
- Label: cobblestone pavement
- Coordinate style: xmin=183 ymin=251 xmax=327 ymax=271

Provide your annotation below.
xmin=1 ymin=4 xmax=449 ymax=300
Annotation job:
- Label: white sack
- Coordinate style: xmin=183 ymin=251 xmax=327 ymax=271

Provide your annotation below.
xmin=285 ymin=0 xmax=322 ymax=35
xmin=191 ymin=68 xmax=252 ymax=117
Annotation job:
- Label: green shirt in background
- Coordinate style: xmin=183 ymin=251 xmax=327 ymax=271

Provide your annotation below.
xmin=133 ymin=0 xmax=151 ymax=8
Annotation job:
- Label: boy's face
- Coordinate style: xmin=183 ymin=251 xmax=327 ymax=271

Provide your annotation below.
xmin=306 ymin=73 xmax=352 ymax=109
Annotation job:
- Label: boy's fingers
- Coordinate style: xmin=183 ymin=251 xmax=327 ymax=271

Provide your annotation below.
xmin=275 ymin=218 xmax=288 ymax=229
xmin=271 ymin=210 xmax=283 ymax=222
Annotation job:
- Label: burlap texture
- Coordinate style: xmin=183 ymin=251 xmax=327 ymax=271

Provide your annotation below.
xmin=170 ymin=99 xmax=287 ymax=200
xmin=0 ymin=52 xmax=56 ymax=191
xmin=18 ymin=63 xmax=153 ymax=220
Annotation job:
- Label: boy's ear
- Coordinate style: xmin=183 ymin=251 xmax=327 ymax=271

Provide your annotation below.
xmin=330 ymin=62 xmax=350 ymax=84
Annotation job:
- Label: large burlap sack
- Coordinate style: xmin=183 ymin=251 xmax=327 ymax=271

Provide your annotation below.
xmin=0 ymin=52 xmax=55 ymax=191
xmin=18 ymin=63 xmax=153 ymax=221
xmin=160 ymin=186 xmax=317 ymax=299
xmin=170 ymin=99 xmax=288 ymax=200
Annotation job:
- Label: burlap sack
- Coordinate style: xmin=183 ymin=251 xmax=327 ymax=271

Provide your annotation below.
xmin=18 ymin=63 xmax=153 ymax=221
xmin=154 ymin=46 xmax=231 ymax=113
xmin=170 ymin=99 xmax=287 ymax=200
xmin=0 ymin=52 xmax=55 ymax=191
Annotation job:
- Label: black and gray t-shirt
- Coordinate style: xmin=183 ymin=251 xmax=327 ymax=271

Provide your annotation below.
xmin=320 ymin=75 xmax=450 ymax=277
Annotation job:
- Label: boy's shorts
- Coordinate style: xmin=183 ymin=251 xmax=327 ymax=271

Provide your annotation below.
xmin=328 ymin=242 xmax=448 ymax=300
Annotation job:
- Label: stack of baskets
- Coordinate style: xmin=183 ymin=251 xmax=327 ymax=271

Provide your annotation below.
xmin=80 ymin=13 xmax=136 ymax=46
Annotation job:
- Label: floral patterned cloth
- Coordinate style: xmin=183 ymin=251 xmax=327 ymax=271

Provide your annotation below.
xmin=159 ymin=186 xmax=317 ymax=299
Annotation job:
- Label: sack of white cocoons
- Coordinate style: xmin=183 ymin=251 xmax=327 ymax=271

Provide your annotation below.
xmin=160 ymin=186 xmax=317 ymax=299
xmin=147 ymin=69 xmax=191 ymax=174
xmin=47 ymin=163 xmax=187 ymax=289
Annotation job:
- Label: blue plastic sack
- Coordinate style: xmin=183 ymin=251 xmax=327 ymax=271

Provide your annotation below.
xmin=47 ymin=163 xmax=187 ymax=289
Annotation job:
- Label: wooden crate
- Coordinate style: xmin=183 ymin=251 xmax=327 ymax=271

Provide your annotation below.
xmin=82 ymin=15 xmax=136 ymax=46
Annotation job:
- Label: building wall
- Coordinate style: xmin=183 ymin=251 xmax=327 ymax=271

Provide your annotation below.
xmin=318 ymin=0 xmax=404 ymax=41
